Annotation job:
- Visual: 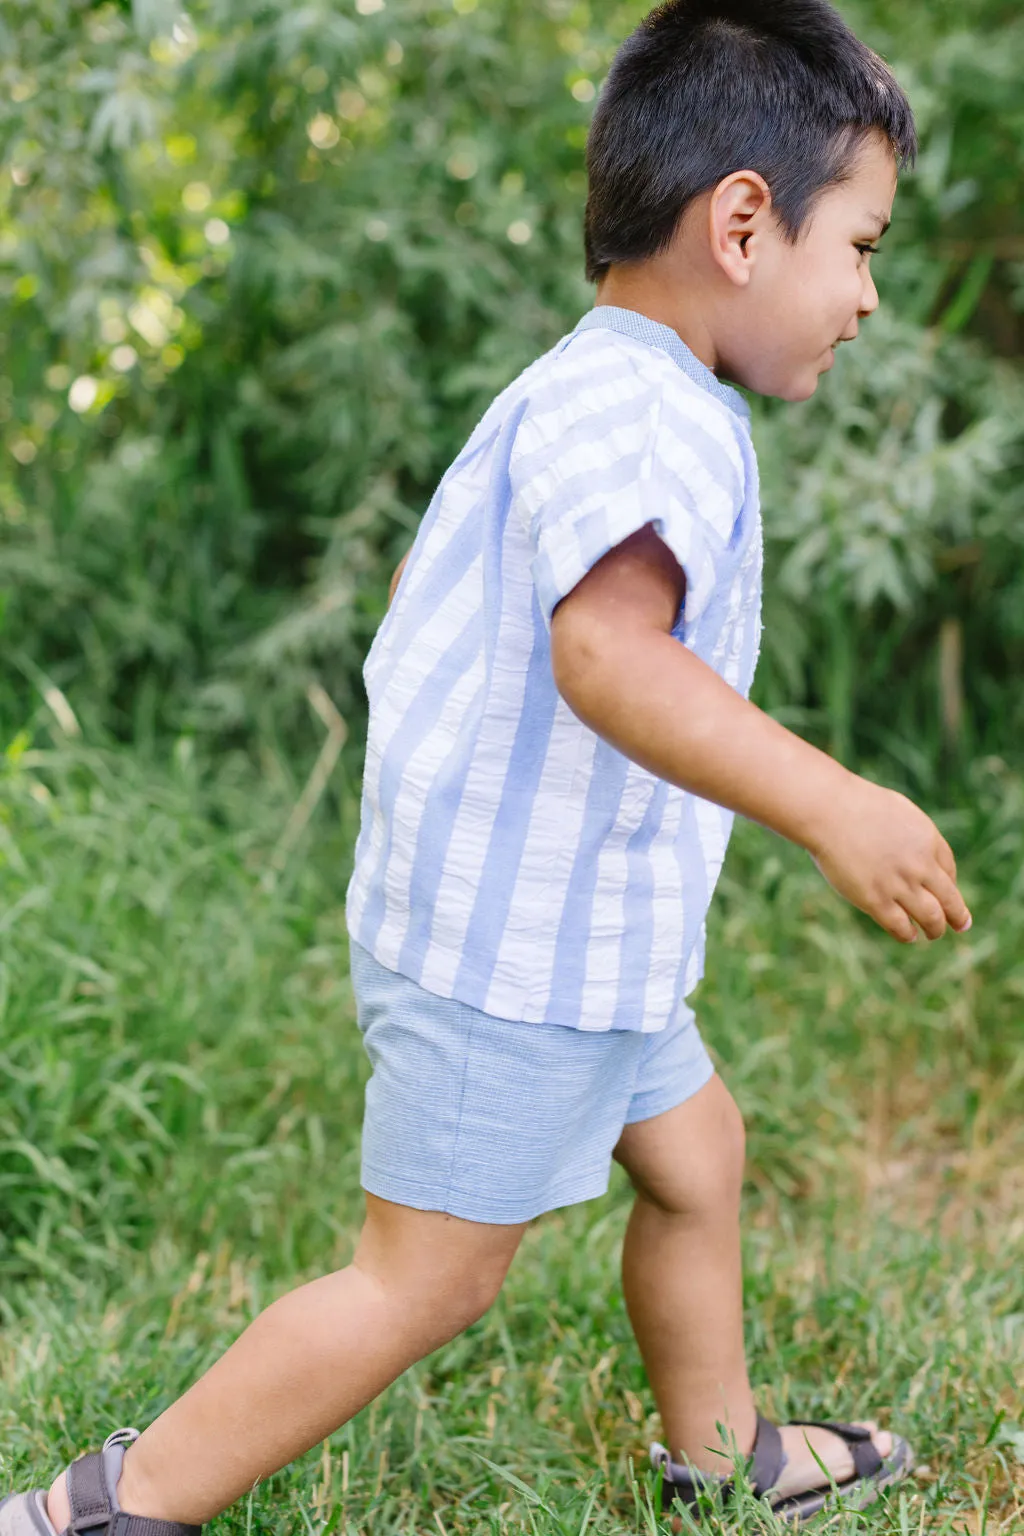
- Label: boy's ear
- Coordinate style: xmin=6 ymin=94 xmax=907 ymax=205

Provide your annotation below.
xmin=707 ymin=171 xmax=773 ymax=287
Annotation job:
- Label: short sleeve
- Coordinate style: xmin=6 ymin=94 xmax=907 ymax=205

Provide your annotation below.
xmin=510 ymin=370 xmax=746 ymax=632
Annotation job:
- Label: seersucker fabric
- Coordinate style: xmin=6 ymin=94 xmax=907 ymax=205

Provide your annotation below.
xmin=346 ymin=306 xmax=763 ymax=1033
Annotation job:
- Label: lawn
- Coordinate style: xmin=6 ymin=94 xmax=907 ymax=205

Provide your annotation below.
xmin=1 ymin=738 xmax=1021 ymax=1534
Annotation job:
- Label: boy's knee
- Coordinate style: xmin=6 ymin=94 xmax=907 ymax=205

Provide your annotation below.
xmin=624 ymin=1079 xmax=746 ymax=1222
xmin=672 ymin=1111 xmax=743 ymax=1220
xmin=708 ymin=1087 xmax=746 ymax=1206
xmin=354 ymin=1199 xmax=520 ymax=1349
xmin=385 ymin=1247 xmax=509 ymax=1350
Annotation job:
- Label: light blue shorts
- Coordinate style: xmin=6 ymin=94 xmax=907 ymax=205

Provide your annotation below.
xmin=350 ymin=941 xmax=715 ymax=1225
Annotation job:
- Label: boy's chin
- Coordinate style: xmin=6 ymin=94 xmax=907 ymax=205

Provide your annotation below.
xmin=772 ymin=364 xmax=827 ymax=402
xmin=779 ymin=375 xmax=822 ymax=402
xmin=727 ymin=358 xmax=823 ymax=402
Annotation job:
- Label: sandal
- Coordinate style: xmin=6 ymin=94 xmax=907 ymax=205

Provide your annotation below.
xmin=0 ymin=1428 xmax=202 ymax=1536
xmin=651 ymin=1413 xmax=914 ymax=1525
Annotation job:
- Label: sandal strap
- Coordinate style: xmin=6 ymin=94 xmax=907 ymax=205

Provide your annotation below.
xmin=66 ymin=1453 xmax=110 ymax=1536
xmin=65 ymin=1452 xmax=201 ymax=1536
xmin=788 ymin=1420 xmax=884 ymax=1481
xmin=107 ymin=1516 xmax=202 ymax=1536
xmin=749 ymin=1415 xmax=786 ymax=1495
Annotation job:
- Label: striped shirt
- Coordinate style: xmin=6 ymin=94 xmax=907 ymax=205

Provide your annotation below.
xmin=346 ymin=305 xmax=762 ymax=1033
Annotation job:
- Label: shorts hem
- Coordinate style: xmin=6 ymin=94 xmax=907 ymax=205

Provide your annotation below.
xmin=623 ymin=1054 xmax=715 ymax=1126
xmin=361 ymin=1164 xmax=611 ymax=1225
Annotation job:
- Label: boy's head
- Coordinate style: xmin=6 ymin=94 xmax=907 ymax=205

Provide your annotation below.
xmin=585 ymin=0 xmax=916 ymax=401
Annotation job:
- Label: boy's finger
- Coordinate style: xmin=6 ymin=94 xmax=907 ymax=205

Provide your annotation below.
xmin=934 ymin=836 xmax=958 ymax=881
xmin=882 ymin=903 xmax=918 ymax=944
xmin=927 ymin=870 xmax=972 ymax=932
xmin=903 ymin=890 xmax=947 ymax=942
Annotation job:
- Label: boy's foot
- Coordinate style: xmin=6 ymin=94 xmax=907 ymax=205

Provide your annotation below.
xmin=773 ymin=1419 xmax=892 ymax=1500
xmin=653 ymin=1414 xmax=913 ymax=1525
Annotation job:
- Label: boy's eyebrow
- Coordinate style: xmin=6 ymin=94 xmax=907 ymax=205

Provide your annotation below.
xmin=866 ymin=212 xmax=891 ymax=237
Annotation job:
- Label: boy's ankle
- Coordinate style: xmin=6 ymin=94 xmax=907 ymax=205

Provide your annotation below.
xmin=112 ymin=1448 xmax=160 ymax=1522
xmin=46 ymin=1449 xmax=155 ymax=1533
xmin=664 ymin=1403 xmax=759 ymax=1476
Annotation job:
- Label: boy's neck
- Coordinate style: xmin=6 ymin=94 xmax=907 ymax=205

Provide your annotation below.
xmin=595 ymin=266 xmax=720 ymax=376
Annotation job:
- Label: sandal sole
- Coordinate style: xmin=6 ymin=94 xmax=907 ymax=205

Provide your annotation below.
xmin=0 ymin=1492 xmax=57 ymax=1536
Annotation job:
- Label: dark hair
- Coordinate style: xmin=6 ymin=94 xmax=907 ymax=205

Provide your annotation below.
xmin=584 ymin=0 xmax=916 ymax=282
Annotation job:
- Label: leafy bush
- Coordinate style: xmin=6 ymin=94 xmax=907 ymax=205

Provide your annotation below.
xmin=754 ymin=316 xmax=1024 ymax=770
xmin=0 ymin=0 xmax=1021 ymax=769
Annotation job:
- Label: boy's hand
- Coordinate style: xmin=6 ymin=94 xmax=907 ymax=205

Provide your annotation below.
xmin=807 ymin=779 xmax=972 ymax=943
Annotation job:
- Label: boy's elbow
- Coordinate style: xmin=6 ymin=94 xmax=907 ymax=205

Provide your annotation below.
xmin=550 ymin=602 xmax=614 ymax=721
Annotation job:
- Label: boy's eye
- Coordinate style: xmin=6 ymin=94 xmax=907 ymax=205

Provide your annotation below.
xmin=855 ymin=242 xmax=880 ymax=256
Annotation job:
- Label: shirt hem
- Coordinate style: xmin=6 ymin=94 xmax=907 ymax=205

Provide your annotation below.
xmin=348 ymin=920 xmax=688 ymax=1034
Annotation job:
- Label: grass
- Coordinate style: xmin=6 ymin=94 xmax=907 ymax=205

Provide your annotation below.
xmin=0 ymin=731 xmax=1022 ymax=1534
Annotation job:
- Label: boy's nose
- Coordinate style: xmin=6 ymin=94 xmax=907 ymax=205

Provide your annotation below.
xmin=858 ymin=267 xmax=880 ymax=318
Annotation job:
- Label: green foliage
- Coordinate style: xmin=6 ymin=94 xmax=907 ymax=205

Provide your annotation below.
xmin=0 ymin=732 xmax=365 ymax=1284
xmin=0 ymin=0 xmax=602 ymax=737
xmin=0 ymin=0 xmax=1021 ymax=761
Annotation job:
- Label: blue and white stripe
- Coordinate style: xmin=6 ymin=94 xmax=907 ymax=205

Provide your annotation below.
xmin=347 ymin=306 xmax=762 ymax=1032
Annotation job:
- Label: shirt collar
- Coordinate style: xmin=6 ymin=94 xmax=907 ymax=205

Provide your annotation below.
xmin=573 ymin=305 xmax=750 ymax=421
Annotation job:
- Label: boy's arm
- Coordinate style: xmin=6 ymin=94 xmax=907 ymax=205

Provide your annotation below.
xmin=388 ymin=550 xmax=410 ymax=607
xmin=550 ymin=526 xmax=971 ymax=944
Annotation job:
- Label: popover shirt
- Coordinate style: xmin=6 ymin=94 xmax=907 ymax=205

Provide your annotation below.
xmin=346 ymin=305 xmax=763 ymax=1032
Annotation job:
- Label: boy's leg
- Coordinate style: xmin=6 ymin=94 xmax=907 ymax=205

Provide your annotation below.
xmin=47 ymin=1195 xmax=526 ymax=1529
xmin=614 ymin=1074 xmax=892 ymax=1499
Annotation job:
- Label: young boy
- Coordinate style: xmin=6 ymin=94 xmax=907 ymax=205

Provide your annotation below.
xmin=4 ymin=1 xmax=972 ymax=1531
